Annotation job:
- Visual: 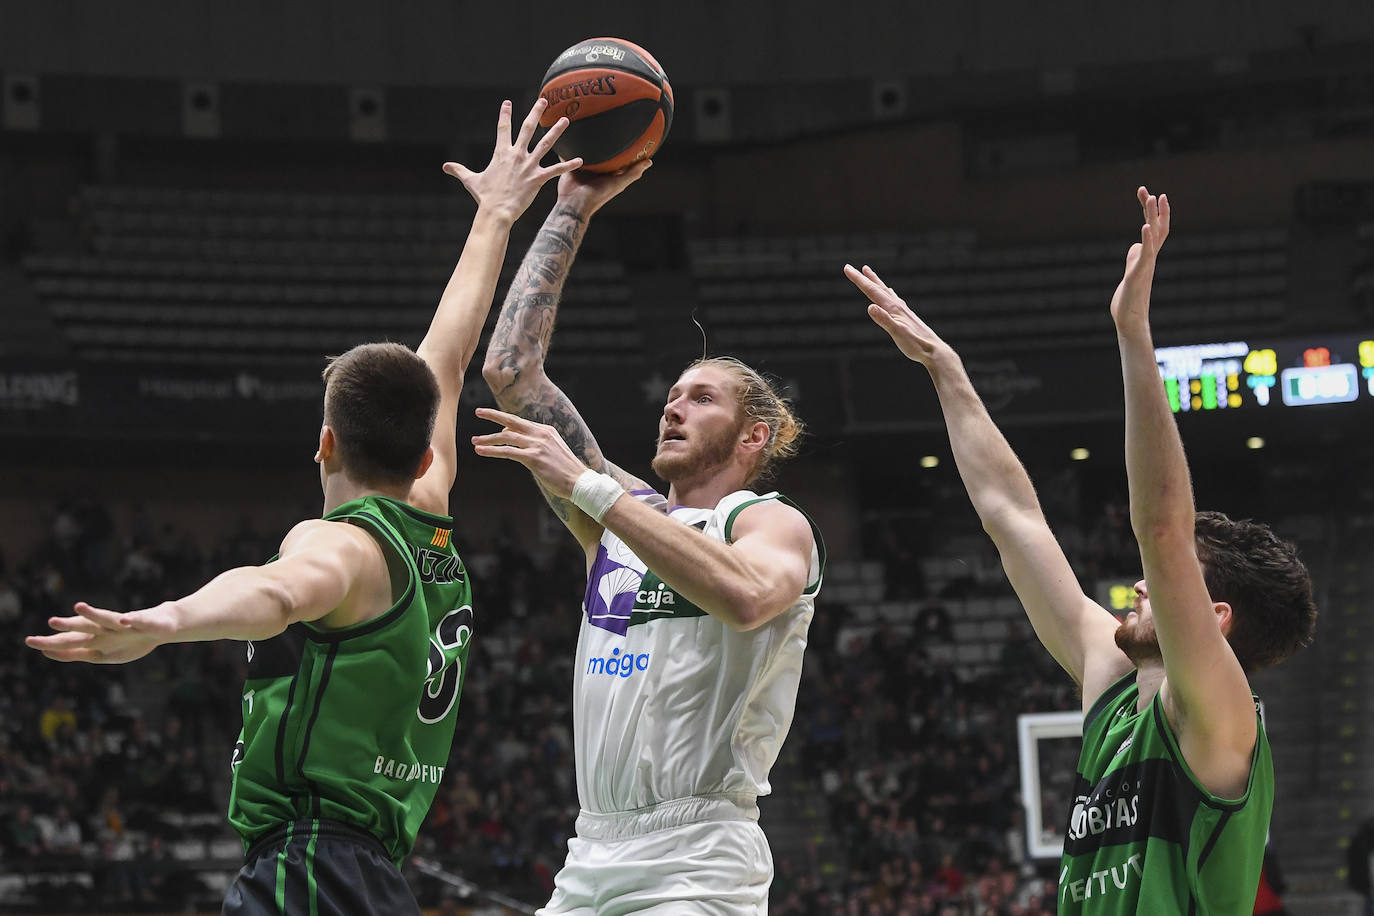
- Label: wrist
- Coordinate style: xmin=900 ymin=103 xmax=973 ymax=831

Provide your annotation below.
xmin=570 ymin=470 xmax=624 ymax=523
xmin=472 ymin=207 xmax=516 ymax=233
xmin=1114 ymin=316 xmax=1153 ymax=341
xmin=157 ymin=600 xmax=184 ymax=643
xmin=925 ymin=346 xmax=962 ymax=378
xmin=554 ymin=196 xmax=597 ymax=222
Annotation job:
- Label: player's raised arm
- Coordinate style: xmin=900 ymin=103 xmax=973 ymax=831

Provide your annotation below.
xmin=1112 ymin=189 xmax=1257 ymax=793
xmin=845 ymin=263 xmax=1129 ymax=705
xmin=480 ymin=164 xmax=652 ymax=551
xmin=26 ymin=519 xmax=389 ymax=663
xmin=407 ymin=99 xmax=582 ymax=516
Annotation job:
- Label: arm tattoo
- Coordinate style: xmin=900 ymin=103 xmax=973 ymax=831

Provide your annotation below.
xmin=487 ymin=204 xmax=650 ymax=513
xmin=487 ymin=205 xmax=589 ymax=398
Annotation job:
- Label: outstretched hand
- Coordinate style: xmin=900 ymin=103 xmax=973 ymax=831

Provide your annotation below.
xmin=26 ymin=601 xmax=177 ymax=664
xmin=1110 ymin=186 xmax=1171 ymax=329
xmin=442 ymin=99 xmax=583 ymax=224
xmin=471 ymin=407 xmax=588 ymax=498
xmin=845 ymin=263 xmax=951 ymax=367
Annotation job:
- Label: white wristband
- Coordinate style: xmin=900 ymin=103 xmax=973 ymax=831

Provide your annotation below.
xmin=570 ymin=470 xmax=624 ymax=523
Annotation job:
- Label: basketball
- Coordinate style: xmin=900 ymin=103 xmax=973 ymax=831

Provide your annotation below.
xmin=538 ymin=38 xmax=673 ymax=174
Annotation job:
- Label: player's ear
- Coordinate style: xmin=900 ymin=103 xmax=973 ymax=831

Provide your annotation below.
xmin=739 ymin=420 xmax=770 ymax=454
xmin=316 ymin=426 xmax=335 ymax=464
xmin=414 ymin=446 xmax=436 ymax=479
xmin=1214 ymin=601 xmax=1234 ymax=636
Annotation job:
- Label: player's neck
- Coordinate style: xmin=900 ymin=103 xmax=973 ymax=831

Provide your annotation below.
xmin=1134 ymin=660 xmax=1166 ymax=713
xmin=666 ymin=472 xmax=746 ymax=511
xmin=321 ymin=474 xmax=411 ymax=515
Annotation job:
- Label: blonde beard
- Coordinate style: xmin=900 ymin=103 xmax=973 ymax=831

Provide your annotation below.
xmin=651 ymin=421 xmax=741 ymax=484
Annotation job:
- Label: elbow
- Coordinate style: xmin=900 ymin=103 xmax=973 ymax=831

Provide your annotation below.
xmin=724 ymin=609 xmax=766 ymax=632
xmin=981 ymin=502 xmax=1041 ymax=542
xmin=480 ymin=357 xmax=509 ymax=393
xmin=264 ymin=579 xmax=304 ymax=635
xmin=481 ymin=358 xmax=541 ymax=402
xmin=980 ymin=506 xmax=1013 ymax=540
xmin=1132 ymin=517 xmax=1196 ymax=554
xmin=719 ymin=583 xmax=778 ymax=632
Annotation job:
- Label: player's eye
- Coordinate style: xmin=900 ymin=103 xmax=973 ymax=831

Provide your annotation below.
xmin=697 ymin=395 xmax=712 ymax=404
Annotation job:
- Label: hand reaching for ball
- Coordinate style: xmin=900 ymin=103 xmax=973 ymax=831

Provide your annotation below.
xmin=442 ymin=99 xmax=582 ymax=225
xmin=557 ymin=159 xmax=653 ymax=217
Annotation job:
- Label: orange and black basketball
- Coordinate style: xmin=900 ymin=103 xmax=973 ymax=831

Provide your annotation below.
xmin=538 ymin=38 xmax=673 ymax=174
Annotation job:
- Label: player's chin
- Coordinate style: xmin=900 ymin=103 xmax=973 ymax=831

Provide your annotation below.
xmin=1113 ymin=624 xmax=1160 ymax=663
xmin=650 ymin=448 xmax=690 ymax=481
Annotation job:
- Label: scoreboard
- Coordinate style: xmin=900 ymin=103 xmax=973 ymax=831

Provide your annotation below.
xmin=1154 ymin=334 xmax=1374 ymax=413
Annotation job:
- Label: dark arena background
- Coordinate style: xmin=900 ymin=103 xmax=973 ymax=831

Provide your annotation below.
xmin=3 ymin=2 xmax=1374 ymax=913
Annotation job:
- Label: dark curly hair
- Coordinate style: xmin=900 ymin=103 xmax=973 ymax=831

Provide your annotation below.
xmin=1195 ymin=510 xmax=1318 ymax=672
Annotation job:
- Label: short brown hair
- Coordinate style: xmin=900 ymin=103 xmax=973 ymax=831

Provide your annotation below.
xmin=687 ymin=357 xmax=804 ymax=486
xmin=322 ymin=343 xmax=440 ymax=488
xmin=1195 ymin=510 xmax=1317 ymax=672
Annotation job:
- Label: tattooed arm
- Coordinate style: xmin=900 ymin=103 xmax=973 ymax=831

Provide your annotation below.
xmin=482 ymin=163 xmax=653 ymax=551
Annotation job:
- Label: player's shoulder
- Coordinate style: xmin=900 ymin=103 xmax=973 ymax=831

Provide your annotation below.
xmin=724 ymin=490 xmax=813 ymax=541
xmin=279 ymin=516 xmax=386 ymax=557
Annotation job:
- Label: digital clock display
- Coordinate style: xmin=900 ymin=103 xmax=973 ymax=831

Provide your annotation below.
xmin=1280 ymin=364 xmax=1359 ymax=406
xmin=1155 ymin=335 xmax=1374 ymax=413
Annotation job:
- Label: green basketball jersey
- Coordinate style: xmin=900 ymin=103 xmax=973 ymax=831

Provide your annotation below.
xmin=1058 ymin=673 xmax=1272 ymax=914
xmin=227 ymin=495 xmax=473 ymax=866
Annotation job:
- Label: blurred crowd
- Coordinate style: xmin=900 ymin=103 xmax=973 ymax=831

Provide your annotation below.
xmin=0 ymin=488 xmax=1144 ymax=914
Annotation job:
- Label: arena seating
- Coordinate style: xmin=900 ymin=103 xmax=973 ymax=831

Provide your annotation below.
xmin=689 ymin=228 xmax=1289 ymax=356
xmin=23 ymin=185 xmax=638 ymax=367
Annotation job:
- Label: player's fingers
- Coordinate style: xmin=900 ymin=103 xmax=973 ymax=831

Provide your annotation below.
xmin=843 ymin=263 xmax=881 ymax=298
xmin=1158 ymin=193 xmax=1170 ymax=228
xmin=74 ymin=601 xmax=125 ymax=629
xmin=474 ymin=406 xmax=534 ymax=431
xmin=446 ymin=164 xmax=478 ymax=192
xmin=543 ymin=157 xmax=584 ymax=179
xmin=533 ymin=117 xmax=570 ymax=159
xmin=473 ymin=443 xmax=533 ymax=463
xmin=867 ymin=303 xmax=904 ymax=334
xmin=862 ymin=265 xmax=901 ymax=298
xmin=847 ymin=264 xmax=902 ymax=310
xmin=27 ymin=631 xmax=95 ymax=650
xmin=48 ymin=616 xmax=104 ymax=635
xmin=495 ymin=99 xmax=514 ymax=145
xmin=470 ymin=429 xmax=533 ymax=450
xmin=516 ymin=98 xmax=548 ymax=150
xmin=41 ymin=646 xmax=107 ymax=663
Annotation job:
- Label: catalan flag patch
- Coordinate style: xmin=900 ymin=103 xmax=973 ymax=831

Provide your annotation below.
xmin=430 ymin=527 xmax=451 ymax=548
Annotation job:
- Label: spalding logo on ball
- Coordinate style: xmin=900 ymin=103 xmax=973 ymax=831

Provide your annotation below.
xmin=538 ymin=38 xmax=673 ymax=173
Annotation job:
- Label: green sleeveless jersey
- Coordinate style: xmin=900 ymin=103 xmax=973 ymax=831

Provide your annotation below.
xmin=1059 ymin=673 xmax=1272 ymax=914
xmin=227 ymin=496 xmax=473 ymax=865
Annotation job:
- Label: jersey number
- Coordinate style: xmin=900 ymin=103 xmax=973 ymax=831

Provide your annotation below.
xmin=418 ymin=606 xmax=473 ymax=724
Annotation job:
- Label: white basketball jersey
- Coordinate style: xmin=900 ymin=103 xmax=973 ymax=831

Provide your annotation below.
xmin=572 ymin=489 xmax=824 ymax=815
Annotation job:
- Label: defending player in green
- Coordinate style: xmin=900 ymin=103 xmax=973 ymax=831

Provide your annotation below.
xmin=26 ymin=99 xmax=582 ymax=915
xmin=847 ymin=188 xmax=1317 ymax=914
